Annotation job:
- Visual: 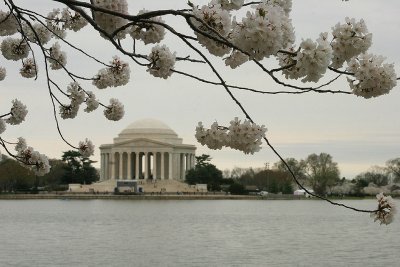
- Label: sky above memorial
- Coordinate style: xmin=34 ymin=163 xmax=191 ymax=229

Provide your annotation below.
xmin=1 ymin=0 xmax=399 ymax=178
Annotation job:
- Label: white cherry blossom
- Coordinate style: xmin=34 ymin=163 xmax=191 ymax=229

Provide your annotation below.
xmin=230 ymin=2 xmax=295 ymax=61
xmin=331 ymin=17 xmax=372 ymax=69
xmin=196 ymin=118 xmax=267 ymax=154
xmin=130 ymin=9 xmax=166 ymax=44
xmin=20 ymin=58 xmax=38 ymax=78
xmin=191 ymin=3 xmax=232 ymax=56
xmin=0 ymin=67 xmax=6 ymax=81
xmin=371 ymin=193 xmax=396 ymax=225
xmin=78 ymin=138 xmax=95 ymax=157
xmin=104 ymin=98 xmax=124 ymax=121
xmin=49 ymin=42 xmax=67 ymax=70
xmin=280 ymin=33 xmax=333 ymax=83
xmin=22 ymin=22 xmax=52 ymax=45
xmin=347 ymin=53 xmax=397 ymax=98
xmin=225 ymin=50 xmax=248 ymax=69
xmin=93 ymin=56 xmax=130 ymax=88
xmin=46 ymin=9 xmax=67 ymax=39
xmin=1 ymin=38 xmax=29 ymax=61
xmin=17 ymin=144 xmax=50 ymax=176
xmin=67 ymin=82 xmax=85 ymax=105
xmin=15 ymin=137 xmax=27 ymax=152
xmin=6 ymin=99 xmax=28 ymax=125
xmin=84 ymin=91 xmax=99 ymax=113
xmin=0 ymin=11 xmax=18 ymax=36
xmin=59 ymin=104 xmax=79 ymax=119
xmin=61 ymin=8 xmax=88 ymax=32
xmin=215 ymin=0 xmax=244 ymax=11
xmin=0 ymin=118 xmax=6 ymax=134
xmin=147 ymin=45 xmax=176 ymax=79
xmin=92 ymin=0 xmax=129 ymax=39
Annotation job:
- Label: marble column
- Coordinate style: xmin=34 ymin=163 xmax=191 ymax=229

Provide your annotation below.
xmin=111 ymin=152 xmax=115 ymax=180
xmin=119 ymin=153 xmax=123 ymax=180
xmin=127 ymin=152 xmax=131 ymax=180
xmin=105 ymin=153 xmax=109 ymax=180
xmin=100 ymin=154 xmax=104 ymax=180
xmin=185 ymin=153 xmax=190 ymax=172
xmin=153 ymin=152 xmax=157 ymax=180
xmin=168 ymin=152 xmax=173 ymax=180
xmin=161 ymin=152 xmax=165 ymax=180
xmin=144 ymin=152 xmax=149 ymax=180
xmin=180 ymin=153 xmax=185 ymax=180
xmin=135 ymin=152 xmax=140 ymax=179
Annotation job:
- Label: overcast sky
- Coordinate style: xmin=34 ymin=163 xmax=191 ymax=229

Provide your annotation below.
xmin=1 ymin=0 xmax=399 ymax=178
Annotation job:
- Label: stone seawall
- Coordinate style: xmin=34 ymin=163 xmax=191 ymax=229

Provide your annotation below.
xmin=0 ymin=193 xmax=307 ymax=200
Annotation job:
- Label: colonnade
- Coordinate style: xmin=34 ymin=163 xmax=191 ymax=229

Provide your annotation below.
xmin=100 ymin=151 xmax=195 ymax=181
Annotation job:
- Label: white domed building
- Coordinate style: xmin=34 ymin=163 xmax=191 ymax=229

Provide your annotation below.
xmin=99 ymin=119 xmax=196 ymax=181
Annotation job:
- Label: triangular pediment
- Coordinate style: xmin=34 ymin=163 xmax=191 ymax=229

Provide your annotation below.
xmin=114 ymin=138 xmax=173 ymax=148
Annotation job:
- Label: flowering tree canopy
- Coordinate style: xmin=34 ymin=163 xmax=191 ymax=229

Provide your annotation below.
xmin=0 ymin=0 xmax=398 ymax=224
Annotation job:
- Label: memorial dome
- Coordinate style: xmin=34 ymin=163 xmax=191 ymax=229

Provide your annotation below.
xmin=116 ymin=118 xmax=181 ymax=144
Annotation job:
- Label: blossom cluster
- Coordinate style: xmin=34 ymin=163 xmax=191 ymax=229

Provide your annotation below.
xmin=93 ymin=56 xmax=130 ymax=89
xmin=49 ymin=42 xmax=67 ymax=70
xmin=15 ymin=137 xmax=50 ymax=176
xmin=46 ymin=8 xmax=88 ymax=39
xmin=0 ymin=11 xmax=18 ymax=36
xmin=78 ymin=138 xmax=95 ymax=157
xmin=130 ymin=9 xmax=166 ymax=44
xmin=331 ymin=17 xmax=372 ymax=69
xmin=22 ymin=22 xmax=52 ymax=45
xmin=20 ymin=58 xmax=38 ymax=78
xmin=191 ymin=3 xmax=232 ymax=56
xmin=279 ymin=33 xmax=333 ymax=82
xmin=0 ymin=118 xmax=5 ymax=134
xmin=84 ymin=91 xmax=100 ymax=113
xmin=346 ymin=53 xmax=397 ymax=98
xmin=104 ymin=98 xmax=124 ymax=121
xmin=195 ymin=118 xmax=267 ymax=154
xmin=371 ymin=193 xmax=396 ymax=225
xmin=0 ymin=7 xmax=88 ymax=82
xmin=6 ymin=99 xmax=28 ymax=125
xmin=0 ymin=66 xmax=6 ymax=81
xmin=147 ymin=45 xmax=176 ymax=79
xmin=216 ymin=0 xmax=244 ymax=11
xmin=59 ymin=82 xmax=100 ymax=119
xmin=0 ymin=99 xmax=28 ymax=140
xmin=228 ymin=1 xmax=295 ymax=62
xmin=1 ymin=37 xmax=29 ymax=61
xmin=61 ymin=8 xmax=88 ymax=32
xmin=92 ymin=0 xmax=129 ymax=39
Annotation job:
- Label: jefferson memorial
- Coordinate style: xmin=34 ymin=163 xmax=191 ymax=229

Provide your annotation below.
xmin=99 ymin=119 xmax=196 ymax=181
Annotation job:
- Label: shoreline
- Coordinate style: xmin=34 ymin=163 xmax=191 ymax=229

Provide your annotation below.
xmin=0 ymin=193 xmax=373 ymax=200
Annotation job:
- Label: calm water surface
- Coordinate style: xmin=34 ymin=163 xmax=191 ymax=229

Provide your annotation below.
xmin=0 ymin=199 xmax=399 ymax=267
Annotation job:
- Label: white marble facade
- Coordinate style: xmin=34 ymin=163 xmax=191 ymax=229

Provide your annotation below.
xmin=99 ymin=119 xmax=196 ymax=181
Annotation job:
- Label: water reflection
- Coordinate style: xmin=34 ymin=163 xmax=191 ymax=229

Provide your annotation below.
xmin=0 ymin=199 xmax=398 ymax=266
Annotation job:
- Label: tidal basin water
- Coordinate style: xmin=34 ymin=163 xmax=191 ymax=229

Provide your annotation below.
xmin=0 ymin=199 xmax=399 ymax=267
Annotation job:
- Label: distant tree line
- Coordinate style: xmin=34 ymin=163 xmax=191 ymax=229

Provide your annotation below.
xmin=222 ymin=154 xmax=400 ymax=196
xmin=0 ymin=151 xmax=99 ymax=193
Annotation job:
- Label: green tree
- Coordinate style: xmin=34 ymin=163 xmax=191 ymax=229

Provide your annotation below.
xmin=229 ymin=183 xmax=246 ymax=195
xmin=0 ymin=156 xmax=35 ymax=192
xmin=386 ymin=158 xmax=400 ymax=183
xmin=355 ymin=167 xmax=389 ymax=187
xmin=304 ymin=153 xmax=340 ymax=195
xmin=274 ymin=158 xmax=307 ymax=184
xmin=61 ymin=150 xmax=99 ymax=184
xmin=185 ymin=154 xmax=223 ymax=190
xmin=254 ymin=170 xmax=293 ymax=194
xmin=39 ymin=159 xmax=67 ymax=189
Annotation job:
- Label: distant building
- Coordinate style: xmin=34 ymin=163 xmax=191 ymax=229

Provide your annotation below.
xmin=294 ymin=189 xmax=314 ymax=198
xmin=99 ymin=118 xmax=196 ymax=181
